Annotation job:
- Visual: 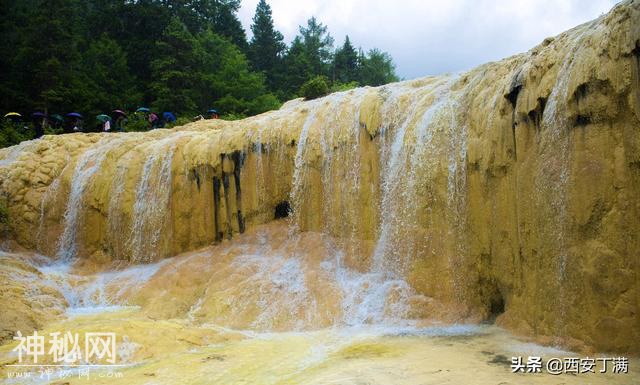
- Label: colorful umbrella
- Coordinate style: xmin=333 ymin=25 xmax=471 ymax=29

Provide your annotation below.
xmin=112 ymin=109 xmax=127 ymax=117
xmin=163 ymin=112 xmax=176 ymax=122
xmin=136 ymin=107 xmax=150 ymax=113
xmin=4 ymin=112 xmax=21 ymax=118
xmin=66 ymin=112 xmax=83 ymax=119
xmin=96 ymin=114 xmax=111 ymax=123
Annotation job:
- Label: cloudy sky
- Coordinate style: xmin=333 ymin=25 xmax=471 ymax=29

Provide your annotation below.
xmin=238 ymin=0 xmax=619 ymax=80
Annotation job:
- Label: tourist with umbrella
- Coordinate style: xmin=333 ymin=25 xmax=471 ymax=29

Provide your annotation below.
xmin=49 ymin=114 xmax=64 ymax=131
xmin=163 ymin=111 xmax=176 ymax=123
xmin=32 ymin=112 xmax=46 ymax=138
xmin=135 ymin=107 xmax=151 ymax=130
xmin=4 ymin=112 xmax=21 ymax=129
xmin=161 ymin=111 xmax=176 ymax=128
xmin=112 ymin=109 xmax=127 ymax=132
xmin=66 ymin=112 xmax=83 ymax=132
xmin=207 ymin=109 xmax=219 ymax=119
xmin=96 ymin=114 xmax=112 ymax=132
xmin=3 ymin=112 xmax=22 ymax=123
xmin=148 ymin=111 xmax=159 ymax=129
xmin=2 ymin=112 xmax=25 ymax=133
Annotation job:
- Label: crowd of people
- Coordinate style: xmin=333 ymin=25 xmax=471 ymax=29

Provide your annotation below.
xmin=2 ymin=108 xmax=220 ymax=139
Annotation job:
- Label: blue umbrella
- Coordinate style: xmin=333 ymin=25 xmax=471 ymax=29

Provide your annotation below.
xmin=32 ymin=112 xmax=46 ymax=118
xmin=207 ymin=109 xmax=218 ymax=114
xmin=163 ymin=112 xmax=176 ymax=122
xmin=66 ymin=112 xmax=83 ymax=119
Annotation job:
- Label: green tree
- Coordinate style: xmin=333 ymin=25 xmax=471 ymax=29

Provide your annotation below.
xmin=359 ymin=48 xmax=399 ymax=86
xmin=333 ymin=35 xmax=359 ymax=84
xmin=13 ymin=0 xmax=85 ymax=114
xmin=0 ymin=0 xmax=402 ymax=147
xmin=161 ymin=0 xmax=247 ymax=50
xmin=282 ymin=37 xmax=312 ymax=98
xmin=194 ymin=29 xmax=279 ymax=117
xmin=150 ymin=17 xmax=199 ymax=113
xmin=248 ymin=0 xmax=286 ymax=91
xmin=107 ymin=1 xmax=172 ymax=105
xmin=0 ymin=1 xmax=31 ymax=111
xmin=298 ymin=16 xmax=334 ymax=77
xmin=81 ymin=36 xmax=141 ymax=117
xmin=207 ymin=0 xmax=248 ymax=51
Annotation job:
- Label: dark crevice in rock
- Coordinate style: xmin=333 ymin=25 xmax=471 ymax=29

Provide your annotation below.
xmin=232 ymin=151 xmax=245 ymax=234
xmin=478 ymin=252 xmax=506 ymax=323
xmin=631 ymin=39 xmax=640 ymax=61
xmin=505 ymin=84 xmax=522 ymax=110
xmin=212 ymin=176 xmax=222 ymax=242
xmin=478 ymin=278 xmax=507 ymax=323
xmin=527 ymin=97 xmax=547 ymax=130
xmin=192 ymin=169 xmax=201 ymax=190
xmin=570 ymin=79 xmax=618 ymax=127
xmin=274 ymin=201 xmax=291 ymax=219
xmin=574 ymin=82 xmax=589 ymax=101
xmin=221 ymin=172 xmax=233 ymax=240
xmin=575 ymin=114 xmax=592 ymax=126
xmin=488 ymin=284 xmax=506 ymax=321
xmin=633 ymin=40 xmax=640 ymax=88
xmin=505 ymin=77 xmax=523 ymax=161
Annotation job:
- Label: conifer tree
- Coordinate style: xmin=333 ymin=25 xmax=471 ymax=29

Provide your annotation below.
xmin=333 ymin=36 xmax=359 ymax=84
xmin=249 ymin=0 xmax=286 ymax=91
xmin=150 ymin=17 xmax=199 ymax=113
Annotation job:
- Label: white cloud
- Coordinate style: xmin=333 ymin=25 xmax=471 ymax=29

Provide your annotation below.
xmin=238 ymin=0 xmax=619 ymax=79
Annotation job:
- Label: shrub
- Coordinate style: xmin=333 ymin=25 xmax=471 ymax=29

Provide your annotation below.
xmin=0 ymin=121 xmax=34 ymax=148
xmin=124 ymin=115 xmax=150 ymax=132
xmin=331 ymin=81 xmax=359 ymax=93
xmin=300 ymin=76 xmax=329 ymax=100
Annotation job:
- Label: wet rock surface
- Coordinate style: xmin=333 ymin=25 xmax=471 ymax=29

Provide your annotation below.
xmin=0 ymin=0 xmax=638 ymax=357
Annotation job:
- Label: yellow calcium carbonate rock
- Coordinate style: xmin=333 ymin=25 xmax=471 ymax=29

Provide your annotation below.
xmin=0 ymin=0 xmax=638 ymax=354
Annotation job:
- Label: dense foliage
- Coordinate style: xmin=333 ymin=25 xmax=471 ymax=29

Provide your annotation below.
xmin=300 ymin=76 xmax=329 ymax=100
xmin=0 ymin=0 xmax=399 ymax=146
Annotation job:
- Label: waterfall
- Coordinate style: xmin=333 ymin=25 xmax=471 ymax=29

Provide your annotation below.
xmin=0 ymin=1 xmax=636 ymax=357
xmin=56 ymin=137 xmax=126 ymax=260
xmin=127 ymin=134 xmax=182 ymax=263
xmin=288 ymin=98 xmax=326 ymax=233
xmin=373 ymin=77 xmax=460 ymax=276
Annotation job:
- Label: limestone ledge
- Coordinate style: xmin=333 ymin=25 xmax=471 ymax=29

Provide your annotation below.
xmin=0 ymin=0 xmax=639 ymax=354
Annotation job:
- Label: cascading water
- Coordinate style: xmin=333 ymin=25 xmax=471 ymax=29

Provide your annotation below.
xmin=372 ymin=83 xmax=435 ymax=275
xmin=289 ymin=98 xmax=325 ymax=234
xmin=538 ymin=25 xmax=596 ymax=343
xmin=127 ymin=134 xmax=183 ymax=263
xmin=56 ymin=137 xmax=126 ymax=260
xmin=1 ymin=5 xmax=638 ymax=381
xmin=355 ymin=77 xmax=462 ymax=325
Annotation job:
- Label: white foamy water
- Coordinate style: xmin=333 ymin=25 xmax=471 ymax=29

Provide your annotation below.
xmin=56 ymin=137 xmax=129 ymax=261
xmin=30 ymin=257 xmax=167 ymax=315
xmin=289 ymin=97 xmax=327 ymax=234
xmin=127 ymin=133 xmax=186 ymax=263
